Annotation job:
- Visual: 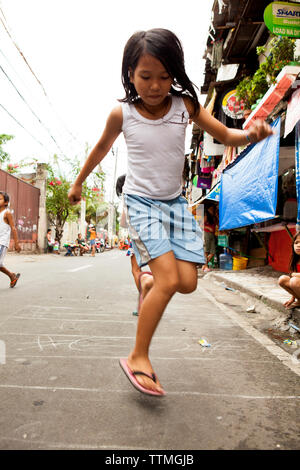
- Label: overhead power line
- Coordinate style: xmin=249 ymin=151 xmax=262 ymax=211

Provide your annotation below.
xmin=0 ymin=5 xmax=83 ymax=147
xmin=0 ymin=63 xmax=66 ymax=156
xmin=0 ymin=5 xmax=82 ymax=151
xmin=0 ymin=102 xmax=45 ymax=148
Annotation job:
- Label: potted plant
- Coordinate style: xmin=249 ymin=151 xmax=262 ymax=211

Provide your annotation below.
xmin=236 ymin=71 xmax=268 ymax=118
xmin=257 ymin=36 xmax=296 ymax=85
xmin=236 ymin=35 xmax=296 ymax=118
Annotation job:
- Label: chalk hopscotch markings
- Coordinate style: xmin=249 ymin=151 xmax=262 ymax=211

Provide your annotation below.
xmin=12 ymin=317 xmax=134 ymax=324
xmin=8 ymin=335 xmax=136 ymax=353
xmin=66 ymin=265 xmax=92 ymax=273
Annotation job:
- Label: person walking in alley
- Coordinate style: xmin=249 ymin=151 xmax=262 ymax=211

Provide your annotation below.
xmin=202 ymin=204 xmax=218 ymax=272
xmin=0 ymin=191 xmax=21 ymax=287
xmin=88 ymin=225 xmax=97 ymax=257
xmin=68 ymin=28 xmax=273 ymax=396
xmin=278 ymin=231 xmax=300 ymax=309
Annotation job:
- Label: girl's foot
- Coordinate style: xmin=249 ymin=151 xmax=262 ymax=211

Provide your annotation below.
xmin=286 ymin=300 xmax=300 ymax=309
xmin=127 ymin=354 xmax=164 ymax=394
xmin=10 ymin=273 xmax=20 ymax=288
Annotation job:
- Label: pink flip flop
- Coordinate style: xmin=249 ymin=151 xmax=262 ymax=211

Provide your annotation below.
xmin=10 ymin=273 xmax=20 ymax=288
xmin=119 ymin=358 xmax=166 ymax=397
xmin=137 ymin=271 xmax=153 ymax=314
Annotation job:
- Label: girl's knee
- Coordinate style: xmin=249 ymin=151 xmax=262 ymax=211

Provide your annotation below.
xmin=178 ymin=275 xmax=198 ymax=294
xmin=159 ymin=276 xmax=180 ymax=296
xmin=278 ymin=275 xmax=290 ymax=287
xmin=290 ymin=277 xmax=300 ymax=289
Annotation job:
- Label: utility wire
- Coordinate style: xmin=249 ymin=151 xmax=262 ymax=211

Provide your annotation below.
xmin=0 ymin=102 xmax=45 ymax=148
xmin=0 ymin=63 xmax=66 ymax=156
xmin=0 ymin=5 xmax=83 ymax=147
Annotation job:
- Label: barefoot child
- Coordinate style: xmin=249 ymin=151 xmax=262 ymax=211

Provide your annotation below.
xmin=278 ymin=231 xmax=300 ymax=309
xmin=68 ymin=28 xmax=273 ymax=396
xmin=0 ymin=191 xmax=21 ymax=287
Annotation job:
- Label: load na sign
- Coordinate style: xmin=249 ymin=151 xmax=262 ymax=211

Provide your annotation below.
xmin=264 ymin=2 xmax=300 ymax=38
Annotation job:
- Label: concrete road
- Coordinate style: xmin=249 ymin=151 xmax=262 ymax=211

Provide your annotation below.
xmin=0 ymin=250 xmax=299 ymax=450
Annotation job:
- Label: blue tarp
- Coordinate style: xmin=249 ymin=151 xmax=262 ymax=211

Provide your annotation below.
xmin=219 ymin=117 xmax=281 ymax=230
xmin=205 ymin=182 xmax=221 ymax=202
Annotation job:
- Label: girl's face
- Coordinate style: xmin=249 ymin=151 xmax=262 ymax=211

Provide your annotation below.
xmin=294 ymin=236 xmax=300 ymax=255
xmin=130 ymin=54 xmax=173 ymax=107
xmin=0 ymin=194 xmax=6 ymax=208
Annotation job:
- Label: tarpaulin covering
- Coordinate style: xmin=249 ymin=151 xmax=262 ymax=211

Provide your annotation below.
xmin=219 ymin=117 xmax=281 ymax=230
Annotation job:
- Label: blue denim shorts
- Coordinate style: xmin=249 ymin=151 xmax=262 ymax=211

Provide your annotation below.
xmin=0 ymin=245 xmax=7 ymax=267
xmin=124 ymin=194 xmax=205 ymax=268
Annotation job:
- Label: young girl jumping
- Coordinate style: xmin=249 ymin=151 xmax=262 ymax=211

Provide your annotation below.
xmin=68 ymin=28 xmax=273 ymax=396
xmin=278 ymin=231 xmax=300 ymax=309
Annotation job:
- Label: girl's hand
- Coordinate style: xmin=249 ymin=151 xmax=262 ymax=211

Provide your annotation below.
xmin=246 ymin=119 xmax=274 ymax=144
xmin=68 ymin=183 xmax=82 ymax=205
xmin=15 ymin=243 xmax=21 ymax=253
xmin=284 ymin=296 xmax=295 ymax=308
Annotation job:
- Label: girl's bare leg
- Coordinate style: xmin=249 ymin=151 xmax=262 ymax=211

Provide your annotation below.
xmin=287 ymin=277 xmax=300 ymax=307
xmin=130 ymin=254 xmax=154 ymax=297
xmin=0 ymin=266 xmax=15 ymax=281
xmin=278 ymin=275 xmax=298 ymax=307
xmin=130 ymin=255 xmax=142 ymax=291
xmin=127 ymin=252 xmax=197 ymax=393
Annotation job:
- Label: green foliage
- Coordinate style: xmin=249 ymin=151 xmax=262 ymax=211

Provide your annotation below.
xmin=46 ymin=165 xmax=77 ymax=243
xmin=45 ymin=151 xmax=106 ymax=243
xmin=0 ymin=134 xmax=14 ymax=165
xmin=236 ymin=36 xmax=296 ymax=109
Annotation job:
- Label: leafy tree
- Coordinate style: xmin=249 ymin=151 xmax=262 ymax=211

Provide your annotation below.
xmin=46 ymin=165 xmax=78 ymax=245
xmin=45 ymin=151 xmax=106 ymax=244
xmin=0 ymin=134 xmax=14 ymax=167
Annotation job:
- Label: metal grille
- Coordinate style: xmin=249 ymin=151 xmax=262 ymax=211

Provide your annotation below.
xmin=0 ymin=169 xmax=40 ymax=248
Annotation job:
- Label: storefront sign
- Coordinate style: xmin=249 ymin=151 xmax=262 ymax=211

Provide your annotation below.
xmin=264 ymin=2 xmax=300 ymax=38
xmin=203 ymin=131 xmax=225 ymax=156
xmin=221 ymin=89 xmax=245 ymax=119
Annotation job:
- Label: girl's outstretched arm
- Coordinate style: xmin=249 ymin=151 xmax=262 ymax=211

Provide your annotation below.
xmin=68 ymin=106 xmax=123 ymax=205
xmin=184 ymin=98 xmax=274 ymax=147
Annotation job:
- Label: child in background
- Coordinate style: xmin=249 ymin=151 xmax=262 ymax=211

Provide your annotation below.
xmin=202 ymin=204 xmax=218 ymax=272
xmin=68 ymin=28 xmax=273 ymax=396
xmin=53 ymin=239 xmax=60 ymax=254
xmin=278 ymin=231 xmax=300 ymax=309
xmin=0 ymin=191 xmax=21 ymax=287
xmin=88 ymin=225 xmax=97 ymax=257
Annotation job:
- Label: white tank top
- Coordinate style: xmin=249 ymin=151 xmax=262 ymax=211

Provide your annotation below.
xmin=0 ymin=210 xmax=11 ymax=247
xmin=122 ymin=95 xmax=189 ymax=200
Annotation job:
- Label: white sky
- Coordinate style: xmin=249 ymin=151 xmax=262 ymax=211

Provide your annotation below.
xmin=0 ymin=0 xmax=214 ymax=201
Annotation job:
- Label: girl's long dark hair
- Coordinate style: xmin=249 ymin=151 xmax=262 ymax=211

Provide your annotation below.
xmin=119 ymin=28 xmax=200 ymax=116
xmin=289 ymin=231 xmax=300 ymax=273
